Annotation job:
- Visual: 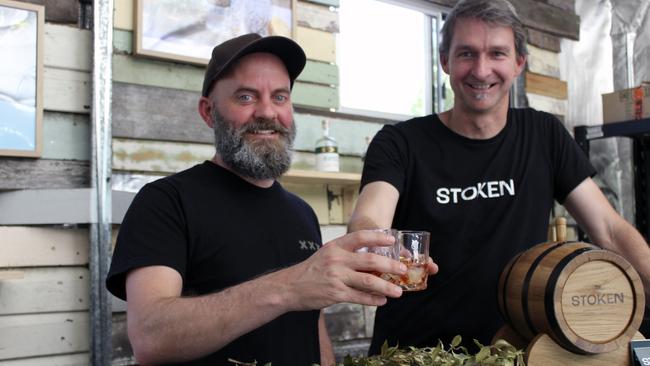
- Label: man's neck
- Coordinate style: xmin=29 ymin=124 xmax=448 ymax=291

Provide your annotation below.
xmin=210 ymin=155 xmax=275 ymax=188
xmin=439 ymin=105 xmax=509 ymax=140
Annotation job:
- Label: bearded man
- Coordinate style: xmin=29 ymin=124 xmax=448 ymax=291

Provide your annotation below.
xmin=106 ymin=34 xmax=417 ymax=365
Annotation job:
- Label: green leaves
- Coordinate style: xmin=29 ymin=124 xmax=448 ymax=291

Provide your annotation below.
xmin=227 ymin=337 xmax=525 ymax=366
xmin=338 ymin=336 xmax=525 ymax=366
xmin=451 ymin=336 xmax=462 ymax=348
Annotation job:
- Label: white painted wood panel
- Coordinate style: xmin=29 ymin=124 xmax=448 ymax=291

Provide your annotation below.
xmin=295 ymin=26 xmax=336 ymax=63
xmin=113 ymin=137 xmax=364 ymax=175
xmin=0 ymin=189 xmax=93 ymax=226
xmin=0 ymin=267 xmax=89 ymax=315
xmin=113 ymin=138 xmax=215 ymax=174
xmin=297 ymin=1 xmax=339 ymax=33
xmin=44 ymin=68 xmax=91 ymax=114
xmin=0 ymin=189 xmax=136 ymax=225
xmin=42 ymin=111 xmax=91 ymax=161
xmin=0 ymin=271 xmax=24 ymax=280
xmin=527 ymin=45 xmax=561 ymax=79
xmin=45 ymin=24 xmax=92 ymax=72
xmin=113 ymin=0 xmax=133 ymax=30
xmin=0 ymin=312 xmax=89 ymax=360
xmin=1 ymin=353 xmax=89 ymax=366
xmin=527 ymin=93 xmax=567 ymax=116
xmin=292 ymin=82 xmax=339 ymax=109
xmin=112 ymin=190 xmax=137 ymax=224
xmin=112 ymin=54 xmax=204 ymax=92
xmin=280 ymin=170 xmax=360 ymax=185
xmin=321 ymin=225 xmax=347 ymax=243
xmin=0 ymin=227 xmax=88 ymax=267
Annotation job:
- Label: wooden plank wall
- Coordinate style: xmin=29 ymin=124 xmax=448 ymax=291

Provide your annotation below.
xmin=0 ymin=0 xmax=580 ymax=364
xmin=518 ymin=2 xmax=572 ymax=122
xmin=0 ymin=1 xmax=92 ymax=363
xmin=0 ymin=227 xmax=90 ymax=363
xmin=425 ymin=0 xmax=578 ymax=39
xmin=0 ymin=2 xmax=119 ymax=364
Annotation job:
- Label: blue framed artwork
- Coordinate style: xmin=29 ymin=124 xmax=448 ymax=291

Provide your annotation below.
xmin=0 ymin=0 xmax=43 ymax=157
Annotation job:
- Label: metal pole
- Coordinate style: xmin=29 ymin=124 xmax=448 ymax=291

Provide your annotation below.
xmin=423 ymin=14 xmax=433 ymax=114
xmin=90 ymin=0 xmax=113 ymax=364
xmin=625 ymin=31 xmax=636 ymax=88
xmin=435 ymin=13 xmax=444 ymax=113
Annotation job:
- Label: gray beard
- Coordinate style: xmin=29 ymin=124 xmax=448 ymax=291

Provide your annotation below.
xmin=212 ymin=109 xmax=296 ymax=181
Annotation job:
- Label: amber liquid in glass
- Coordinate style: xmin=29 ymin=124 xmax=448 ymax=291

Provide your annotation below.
xmin=374 ymin=256 xmax=427 ymax=291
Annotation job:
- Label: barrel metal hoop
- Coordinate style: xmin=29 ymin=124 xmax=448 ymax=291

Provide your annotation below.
xmin=500 ymin=252 xmax=522 ymax=326
xmin=521 ymin=242 xmax=565 ymax=336
xmin=544 ymin=246 xmax=593 ymax=354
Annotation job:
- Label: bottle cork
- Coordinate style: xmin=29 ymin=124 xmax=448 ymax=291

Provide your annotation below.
xmin=555 ymin=217 xmax=567 ymax=242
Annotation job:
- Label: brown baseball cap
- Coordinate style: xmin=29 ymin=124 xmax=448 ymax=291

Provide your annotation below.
xmin=201 ymin=33 xmax=307 ymax=97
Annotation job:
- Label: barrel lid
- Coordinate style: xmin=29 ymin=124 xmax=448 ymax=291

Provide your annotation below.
xmin=553 ymin=250 xmax=645 ymax=353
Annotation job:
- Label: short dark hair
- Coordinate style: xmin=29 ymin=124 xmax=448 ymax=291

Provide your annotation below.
xmin=439 ymin=0 xmax=528 ymax=59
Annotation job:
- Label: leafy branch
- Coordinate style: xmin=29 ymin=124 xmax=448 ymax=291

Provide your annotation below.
xmin=340 ymin=336 xmax=525 ymax=366
xmin=228 ymin=336 xmax=525 ymax=366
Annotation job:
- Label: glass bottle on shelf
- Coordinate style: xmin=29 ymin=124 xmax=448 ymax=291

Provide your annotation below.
xmin=315 ymin=119 xmax=340 ymax=172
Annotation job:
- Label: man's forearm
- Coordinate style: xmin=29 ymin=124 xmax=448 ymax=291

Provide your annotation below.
xmin=609 ymin=219 xmax=650 ymax=295
xmin=128 ymin=230 xmax=406 ymax=364
xmin=319 ymin=312 xmax=335 ymax=366
xmin=348 ymin=181 xmax=400 ymax=233
xmin=130 ymin=272 xmax=291 ymax=364
xmin=348 ymin=215 xmax=382 ymax=232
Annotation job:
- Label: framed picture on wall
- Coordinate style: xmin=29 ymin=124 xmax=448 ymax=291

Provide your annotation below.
xmin=0 ymin=0 xmax=44 ymax=157
xmin=134 ymin=0 xmax=296 ymax=65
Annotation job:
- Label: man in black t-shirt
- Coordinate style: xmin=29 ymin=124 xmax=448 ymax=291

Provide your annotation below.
xmin=349 ymin=0 xmax=650 ymax=354
xmin=106 ymin=34 xmax=433 ymax=365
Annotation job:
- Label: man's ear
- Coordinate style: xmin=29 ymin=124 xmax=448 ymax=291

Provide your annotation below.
xmin=514 ymin=54 xmax=527 ymax=76
xmin=440 ymin=53 xmax=450 ymax=74
xmin=198 ymin=96 xmax=215 ymax=128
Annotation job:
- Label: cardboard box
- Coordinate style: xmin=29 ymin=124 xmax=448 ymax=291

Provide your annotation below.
xmin=602 ymin=83 xmax=650 ymax=123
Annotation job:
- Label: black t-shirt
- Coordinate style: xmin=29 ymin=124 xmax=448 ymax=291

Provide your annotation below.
xmin=107 ymin=161 xmax=322 ymax=365
xmin=361 ymin=108 xmax=595 ymax=353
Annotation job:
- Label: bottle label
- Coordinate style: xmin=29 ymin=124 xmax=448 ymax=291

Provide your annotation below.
xmin=316 ymin=152 xmax=339 ymax=172
xmin=316 ymin=146 xmax=338 ymax=154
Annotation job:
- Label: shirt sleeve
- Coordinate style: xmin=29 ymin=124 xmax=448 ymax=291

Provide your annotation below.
xmin=106 ymin=181 xmax=189 ymax=300
xmin=360 ymin=124 xmax=409 ymax=194
xmin=547 ymin=115 xmax=597 ymax=203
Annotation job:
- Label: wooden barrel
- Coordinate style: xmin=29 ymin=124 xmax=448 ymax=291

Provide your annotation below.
xmin=497 ymin=240 xmax=645 ymax=354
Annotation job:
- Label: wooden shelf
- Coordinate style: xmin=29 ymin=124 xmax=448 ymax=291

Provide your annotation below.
xmin=280 ymin=169 xmax=361 ymax=185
